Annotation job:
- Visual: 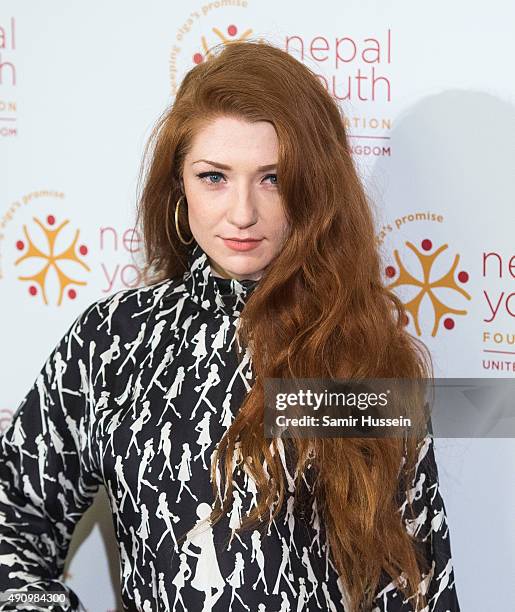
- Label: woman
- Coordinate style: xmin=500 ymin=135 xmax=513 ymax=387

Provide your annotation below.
xmin=0 ymin=41 xmax=460 ymax=611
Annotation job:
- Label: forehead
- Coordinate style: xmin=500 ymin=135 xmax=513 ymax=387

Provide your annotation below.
xmin=187 ymin=116 xmax=278 ymax=165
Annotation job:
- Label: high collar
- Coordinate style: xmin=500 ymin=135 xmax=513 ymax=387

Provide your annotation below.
xmin=182 ymin=241 xmax=259 ymax=316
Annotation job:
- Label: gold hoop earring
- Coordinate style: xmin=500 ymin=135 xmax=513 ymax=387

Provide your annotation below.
xmin=173 ymin=194 xmax=194 ymax=245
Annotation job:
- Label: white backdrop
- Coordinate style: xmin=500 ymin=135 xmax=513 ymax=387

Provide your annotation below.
xmin=1 ymin=1 xmax=514 ymax=610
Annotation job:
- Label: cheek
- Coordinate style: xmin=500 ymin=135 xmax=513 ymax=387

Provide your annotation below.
xmin=183 ymin=179 xmax=210 ymax=212
xmin=186 ymin=199 xmax=219 ymax=228
xmin=267 ymin=207 xmax=289 ymax=238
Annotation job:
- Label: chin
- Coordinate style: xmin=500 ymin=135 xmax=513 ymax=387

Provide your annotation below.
xmin=223 ymin=258 xmax=265 ymax=280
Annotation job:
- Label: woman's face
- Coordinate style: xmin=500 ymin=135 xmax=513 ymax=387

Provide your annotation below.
xmin=181 ymin=116 xmax=290 ymax=281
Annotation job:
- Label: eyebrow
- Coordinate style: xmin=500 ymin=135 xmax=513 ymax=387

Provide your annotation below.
xmin=192 ymin=159 xmax=277 ymax=172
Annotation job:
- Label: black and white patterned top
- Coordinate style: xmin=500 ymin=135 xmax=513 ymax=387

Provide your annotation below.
xmin=0 ymin=241 xmax=460 ymax=611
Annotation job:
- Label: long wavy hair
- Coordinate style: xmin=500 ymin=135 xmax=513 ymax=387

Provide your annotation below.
xmin=135 ymin=39 xmax=433 ymax=612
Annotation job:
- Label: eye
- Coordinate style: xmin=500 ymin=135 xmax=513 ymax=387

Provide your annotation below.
xmin=195 ymin=171 xmax=278 ymax=186
xmin=196 ymin=171 xmax=225 ymax=184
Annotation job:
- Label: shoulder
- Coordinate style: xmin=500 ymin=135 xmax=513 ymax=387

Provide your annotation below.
xmin=96 ymin=277 xmax=175 ymax=318
xmin=68 ymin=278 xmax=180 ymax=348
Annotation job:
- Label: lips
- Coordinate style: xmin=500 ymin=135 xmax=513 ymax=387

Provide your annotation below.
xmin=221 ymin=237 xmax=263 ymax=252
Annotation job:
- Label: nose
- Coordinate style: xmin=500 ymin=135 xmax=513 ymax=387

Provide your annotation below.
xmin=225 ymin=184 xmax=258 ymax=228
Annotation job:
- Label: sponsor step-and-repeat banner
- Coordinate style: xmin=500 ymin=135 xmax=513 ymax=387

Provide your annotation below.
xmin=1 ymin=2 xmax=514 ymax=610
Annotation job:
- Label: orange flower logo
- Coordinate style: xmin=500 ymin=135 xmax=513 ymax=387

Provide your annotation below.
xmin=14 ymin=214 xmax=90 ymax=305
xmin=191 ymin=24 xmax=259 ymax=64
xmin=386 ymin=239 xmax=471 ymax=337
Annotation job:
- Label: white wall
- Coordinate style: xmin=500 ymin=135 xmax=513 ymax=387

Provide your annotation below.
xmin=1 ymin=2 xmax=514 ymax=610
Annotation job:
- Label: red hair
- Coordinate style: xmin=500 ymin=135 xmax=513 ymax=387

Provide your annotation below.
xmin=136 ymin=39 xmax=432 ymax=612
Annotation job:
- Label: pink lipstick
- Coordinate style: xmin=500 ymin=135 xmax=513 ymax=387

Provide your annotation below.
xmin=221 ymin=237 xmax=263 ymax=252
